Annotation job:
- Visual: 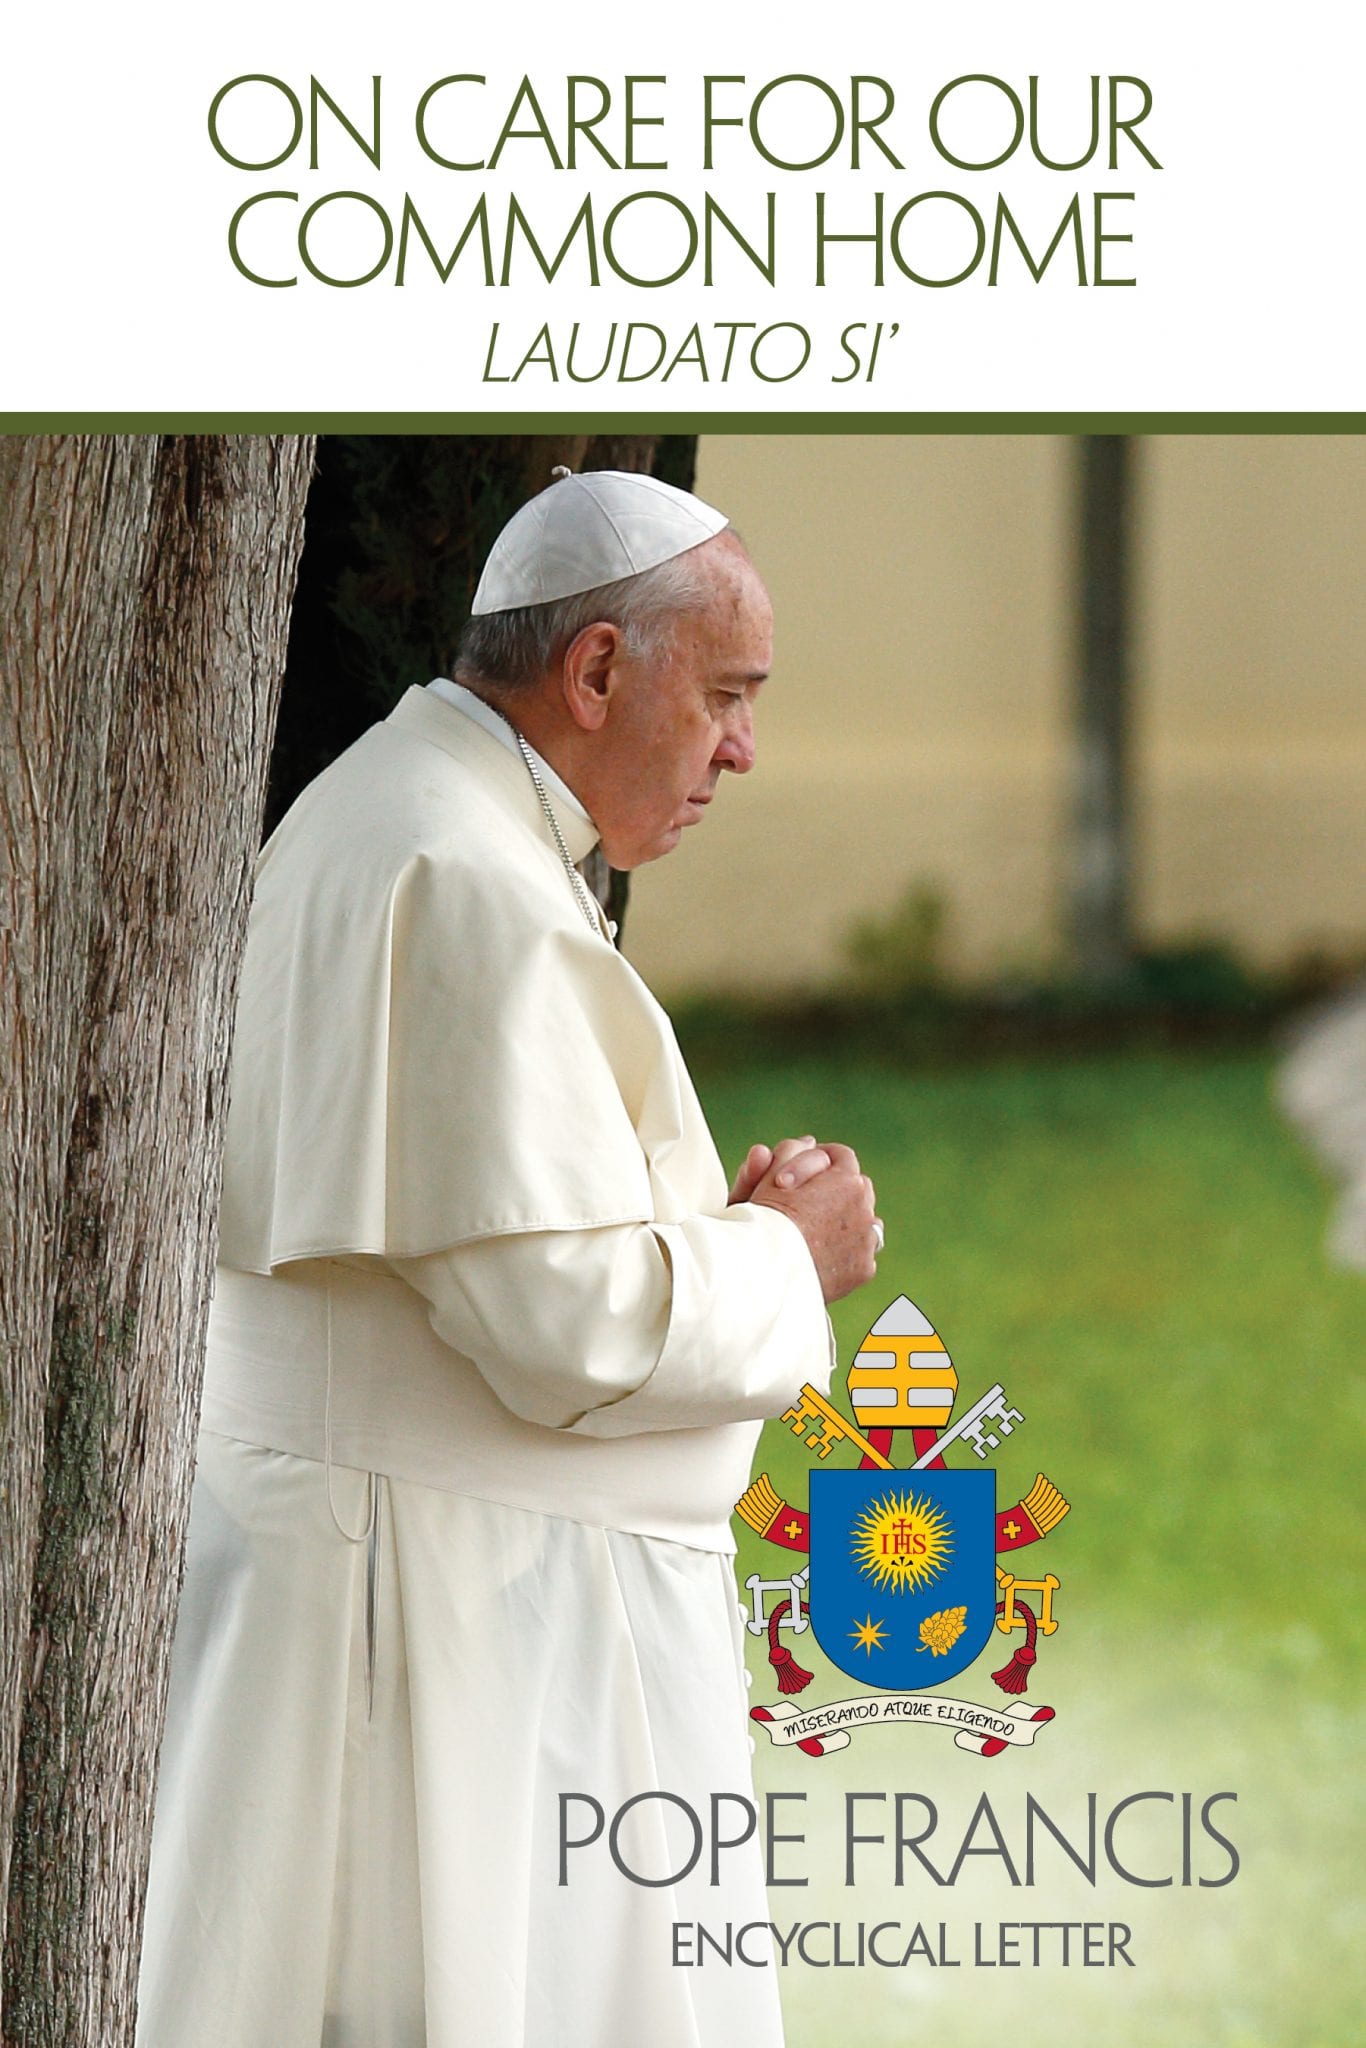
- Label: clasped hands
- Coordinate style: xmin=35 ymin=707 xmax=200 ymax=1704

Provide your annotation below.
xmin=728 ymin=1135 xmax=882 ymax=1304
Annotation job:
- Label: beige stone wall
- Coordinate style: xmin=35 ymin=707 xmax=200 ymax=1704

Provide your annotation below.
xmin=623 ymin=435 xmax=1366 ymax=997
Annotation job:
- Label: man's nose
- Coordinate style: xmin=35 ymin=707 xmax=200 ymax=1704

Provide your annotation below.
xmin=716 ymin=712 xmax=756 ymax=774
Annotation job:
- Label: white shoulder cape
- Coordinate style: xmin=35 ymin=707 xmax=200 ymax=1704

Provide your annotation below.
xmin=218 ymin=686 xmax=725 ymax=1272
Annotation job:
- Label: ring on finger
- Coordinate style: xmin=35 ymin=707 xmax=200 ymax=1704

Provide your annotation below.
xmin=871 ymin=1218 xmax=886 ymax=1254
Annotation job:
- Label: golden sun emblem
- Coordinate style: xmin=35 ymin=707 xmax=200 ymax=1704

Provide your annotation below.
xmin=852 ymin=1489 xmax=952 ymax=1594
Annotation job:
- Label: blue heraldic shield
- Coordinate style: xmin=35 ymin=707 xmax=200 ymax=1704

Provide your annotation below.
xmin=809 ymin=1468 xmax=997 ymax=1688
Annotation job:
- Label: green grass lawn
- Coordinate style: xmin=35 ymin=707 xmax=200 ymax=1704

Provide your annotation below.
xmin=686 ymin=1042 xmax=1366 ymax=2047
xmin=696 ymin=1043 xmax=1366 ymax=1675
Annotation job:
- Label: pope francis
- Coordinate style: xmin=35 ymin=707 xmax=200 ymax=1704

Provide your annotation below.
xmin=135 ymin=469 xmax=880 ymax=2048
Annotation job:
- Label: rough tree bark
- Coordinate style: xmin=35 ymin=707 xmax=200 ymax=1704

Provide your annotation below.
xmin=0 ymin=434 xmax=316 ymax=2045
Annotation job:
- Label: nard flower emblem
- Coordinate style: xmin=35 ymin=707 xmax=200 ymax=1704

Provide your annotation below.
xmin=917 ymin=1606 xmax=968 ymax=1657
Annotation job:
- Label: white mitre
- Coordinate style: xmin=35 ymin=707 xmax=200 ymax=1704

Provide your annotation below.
xmin=471 ymin=467 xmax=729 ymax=614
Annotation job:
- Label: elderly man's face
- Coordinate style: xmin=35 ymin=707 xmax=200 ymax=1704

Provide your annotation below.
xmin=590 ymin=539 xmax=772 ymax=870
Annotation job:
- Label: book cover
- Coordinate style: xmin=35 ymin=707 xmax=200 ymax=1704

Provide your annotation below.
xmin=3 ymin=7 xmax=1362 ymax=2045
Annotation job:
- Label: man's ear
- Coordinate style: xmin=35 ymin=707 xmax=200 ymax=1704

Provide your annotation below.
xmin=559 ymin=621 xmax=624 ymax=732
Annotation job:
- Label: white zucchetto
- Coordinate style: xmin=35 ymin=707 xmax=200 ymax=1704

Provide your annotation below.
xmin=471 ymin=468 xmax=729 ymax=616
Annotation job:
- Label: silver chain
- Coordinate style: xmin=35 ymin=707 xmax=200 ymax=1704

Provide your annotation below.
xmin=502 ymin=721 xmax=604 ymax=936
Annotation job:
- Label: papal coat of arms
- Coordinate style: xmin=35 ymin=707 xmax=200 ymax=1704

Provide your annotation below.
xmin=736 ymin=1296 xmax=1071 ymax=1760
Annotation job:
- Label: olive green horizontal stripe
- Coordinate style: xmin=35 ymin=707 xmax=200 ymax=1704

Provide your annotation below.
xmin=2 ymin=412 xmax=1364 ymax=435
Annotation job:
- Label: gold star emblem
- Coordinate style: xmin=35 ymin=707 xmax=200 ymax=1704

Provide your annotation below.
xmin=849 ymin=1614 xmax=888 ymax=1655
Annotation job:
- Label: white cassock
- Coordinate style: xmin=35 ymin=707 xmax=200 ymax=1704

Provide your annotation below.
xmin=136 ymin=682 xmax=832 ymax=2048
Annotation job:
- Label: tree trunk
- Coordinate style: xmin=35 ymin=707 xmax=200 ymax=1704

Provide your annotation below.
xmin=1068 ymin=434 xmax=1136 ymax=987
xmin=0 ymin=434 xmax=315 ymax=2045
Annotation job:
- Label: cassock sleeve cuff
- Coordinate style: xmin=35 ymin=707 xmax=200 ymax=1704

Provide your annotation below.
xmin=565 ymin=1203 xmax=834 ymax=1439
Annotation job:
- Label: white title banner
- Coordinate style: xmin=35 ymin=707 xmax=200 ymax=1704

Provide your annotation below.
xmin=5 ymin=1 xmax=1362 ymax=413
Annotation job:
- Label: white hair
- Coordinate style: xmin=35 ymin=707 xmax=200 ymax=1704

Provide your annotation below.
xmin=454 ymin=542 xmax=731 ymax=692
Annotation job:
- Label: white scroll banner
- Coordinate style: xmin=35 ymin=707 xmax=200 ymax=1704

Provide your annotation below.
xmin=751 ymin=1693 xmax=1055 ymax=1759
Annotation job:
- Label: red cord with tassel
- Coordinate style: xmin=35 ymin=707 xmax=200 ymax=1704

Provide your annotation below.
xmin=766 ymin=1597 xmax=814 ymax=1695
xmin=991 ymin=1595 xmax=1039 ymax=1694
